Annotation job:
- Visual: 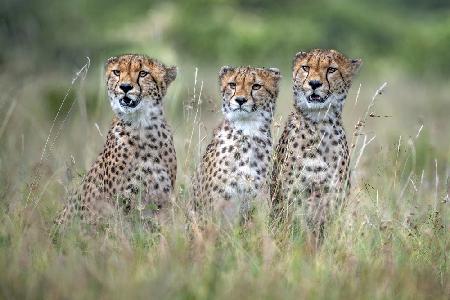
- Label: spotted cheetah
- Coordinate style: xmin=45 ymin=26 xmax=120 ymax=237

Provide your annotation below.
xmin=271 ymin=49 xmax=362 ymax=236
xmin=194 ymin=66 xmax=281 ymax=223
xmin=55 ymin=54 xmax=177 ymax=226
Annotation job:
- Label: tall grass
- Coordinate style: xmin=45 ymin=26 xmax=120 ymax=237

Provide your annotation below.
xmin=0 ymin=64 xmax=448 ymax=299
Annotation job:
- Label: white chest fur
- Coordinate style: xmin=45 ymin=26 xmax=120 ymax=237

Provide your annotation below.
xmin=216 ymin=126 xmax=271 ymax=198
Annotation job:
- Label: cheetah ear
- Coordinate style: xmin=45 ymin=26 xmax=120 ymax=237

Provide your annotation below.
xmin=105 ymin=56 xmax=118 ymax=69
xmin=350 ymin=59 xmax=362 ymax=75
xmin=266 ymin=67 xmax=281 ymax=82
xmin=292 ymin=51 xmax=307 ymax=68
xmin=164 ymin=65 xmax=177 ymax=86
xmin=219 ymin=66 xmax=234 ymax=80
xmin=294 ymin=51 xmax=307 ymax=58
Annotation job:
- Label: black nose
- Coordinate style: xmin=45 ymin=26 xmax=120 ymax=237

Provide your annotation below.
xmin=119 ymin=83 xmax=133 ymax=93
xmin=309 ymin=80 xmax=322 ymax=90
xmin=235 ymin=97 xmax=247 ymax=106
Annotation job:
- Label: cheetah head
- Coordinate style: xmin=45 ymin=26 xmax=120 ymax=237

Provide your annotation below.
xmin=292 ymin=49 xmax=361 ymax=112
xmin=219 ymin=66 xmax=281 ymax=123
xmin=105 ymin=54 xmax=177 ymax=121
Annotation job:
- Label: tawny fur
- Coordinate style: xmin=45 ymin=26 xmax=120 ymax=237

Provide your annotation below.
xmin=271 ymin=49 xmax=361 ymax=235
xmin=194 ymin=66 xmax=281 ymax=223
xmin=55 ymin=54 xmax=177 ymax=226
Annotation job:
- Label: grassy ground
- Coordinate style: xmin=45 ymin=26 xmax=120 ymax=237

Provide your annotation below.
xmin=0 ymin=62 xmax=448 ymax=299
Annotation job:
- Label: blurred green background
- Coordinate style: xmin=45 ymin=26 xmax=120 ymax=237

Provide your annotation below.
xmin=0 ymin=0 xmax=449 ymax=180
xmin=2 ymin=0 xmax=450 ymax=75
xmin=1 ymin=0 xmax=450 ymax=191
xmin=0 ymin=0 xmax=450 ymax=78
xmin=1 ymin=0 xmax=449 ymax=168
xmin=0 ymin=1 xmax=449 ymax=299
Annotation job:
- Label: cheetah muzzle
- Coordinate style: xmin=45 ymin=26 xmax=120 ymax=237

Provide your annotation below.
xmin=119 ymin=95 xmax=140 ymax=108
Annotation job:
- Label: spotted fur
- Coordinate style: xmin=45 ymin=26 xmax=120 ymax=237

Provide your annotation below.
xmin=194 ymin=66 xmax=281 ymax=223
xmin=271 ymin=49 xmax=362 ymax=236
xmin=55 ymin=54 xmax=177 ymax=226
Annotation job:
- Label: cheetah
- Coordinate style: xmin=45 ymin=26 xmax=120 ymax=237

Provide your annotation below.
xmin=271 ymin=49 xmax=362 ymax=236
xmin=55 ymin=54 xmax=177 ymax=227
xmin=193 ymin=66 xmax=281 ymax=223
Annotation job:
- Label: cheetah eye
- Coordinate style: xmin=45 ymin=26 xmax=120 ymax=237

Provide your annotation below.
xmin=328 ymin=67 xmax=337 ymax=73
xmin=228 ymin=82 xmax=236 ymax=89
xmin=252 ymin=84 xmax=261 ymax=90
xmin=139 ymin=71 xmax=149 ymax=78
xmin=301 ymin=66 xmax=310 ymax=72
xmin=112 ymin=70 xmax=120 ymax=76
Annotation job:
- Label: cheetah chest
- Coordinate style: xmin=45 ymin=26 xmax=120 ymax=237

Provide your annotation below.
xmin=288 ymin=124 xmax=347 ymax=190
xmin=216 ymin=131 xmax=271 ymax=198
xmin=109 ymin=123 xmax=175 ymax=202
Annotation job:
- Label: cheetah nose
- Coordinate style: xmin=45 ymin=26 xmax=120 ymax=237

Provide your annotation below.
xmin=235 ymin=97 xmax=247 ymax=106
xmin=308 ymin=80 xmax=322 ymax=90
xmin=119 ymin=83 xmax=133 ymax=93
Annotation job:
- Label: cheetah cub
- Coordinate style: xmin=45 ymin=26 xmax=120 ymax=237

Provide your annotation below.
xmin=194 ymin=66 xmax=281 ymax=223
xmin=55 ymin=54 xmax=177 ymax=226
xmin=271 ymin=49 xmax=361 ymax=235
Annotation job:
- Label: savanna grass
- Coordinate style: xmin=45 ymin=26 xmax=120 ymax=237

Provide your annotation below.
xmin=0 ymin=63 xmax=448 ymax=300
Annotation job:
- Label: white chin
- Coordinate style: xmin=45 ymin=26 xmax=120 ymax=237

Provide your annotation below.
xmin=295 ymin=96 xmax=333 ymax=111
xmin=227 ymin=110 xmax=254 ymax=122
xmin=110 ymin=99 xmax=141 ymax=118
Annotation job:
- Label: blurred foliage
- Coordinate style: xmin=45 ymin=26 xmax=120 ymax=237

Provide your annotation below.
xmin=0 ymin=2 xmax=448 ymax=298
xmin=1 ymin=0 xmax=450 ymax=77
